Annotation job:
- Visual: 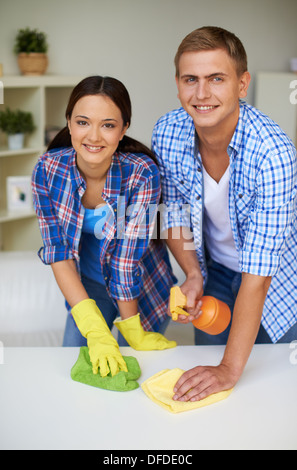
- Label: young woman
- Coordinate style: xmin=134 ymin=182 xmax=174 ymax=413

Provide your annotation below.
xmin=32 ymin=76 xmax=177 ymax=377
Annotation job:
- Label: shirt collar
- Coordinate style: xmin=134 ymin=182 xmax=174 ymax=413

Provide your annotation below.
xmin=69 ymin=148 xmax=123 ymax=200
xmin=68 ymin=147 xmax=84 ymax=190
xmin=228 ymin=100 xmax=246 ymax=155
xmin=103 ymin=152 xmax=122 ymax=200
xmin=184 ymin=118 xmax=196 ymax=148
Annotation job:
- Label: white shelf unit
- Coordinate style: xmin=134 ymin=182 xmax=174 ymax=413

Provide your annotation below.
xmin=255 ymin=72 xmax=297 ymax=146
xmin=0 ymin=75 xmax=82 ymax=251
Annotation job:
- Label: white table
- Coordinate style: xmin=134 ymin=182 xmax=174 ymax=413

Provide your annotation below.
xmin=0 ymin=344 xmax=296 ymax=450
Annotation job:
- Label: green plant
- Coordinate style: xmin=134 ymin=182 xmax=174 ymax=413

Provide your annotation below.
xmin=0 ymin=108 xmax=35 ymax=135
xmin=14 ymin=27 xmax=48 ymax=54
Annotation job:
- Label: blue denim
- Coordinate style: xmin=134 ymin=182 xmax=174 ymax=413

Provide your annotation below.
xmin=194 ymin=259 xmax=297 ymax=345
xmin=63 ymin=274 xmax=171 ymax=347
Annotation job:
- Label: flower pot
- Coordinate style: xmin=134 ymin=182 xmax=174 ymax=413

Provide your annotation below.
xmin=17 ymin=53 xmax=48 ymax=76
xmin=8 ymin=133 xmax=24 ymax=150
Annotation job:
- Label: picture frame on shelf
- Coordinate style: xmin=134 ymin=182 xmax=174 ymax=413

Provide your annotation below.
xmin=6 ymin=176 xmax=33 ymax=212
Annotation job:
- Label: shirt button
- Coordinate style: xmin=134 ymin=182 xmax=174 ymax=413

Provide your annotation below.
xmin=197 ymin=167 xmax=202 ymax=172
xmin=238 ymin=194 xmax=243 ymax=198
xmin=180 ymin=180 xmax=184 ymax=185
xmin=196 ymin=195 xmax=201 ymax=201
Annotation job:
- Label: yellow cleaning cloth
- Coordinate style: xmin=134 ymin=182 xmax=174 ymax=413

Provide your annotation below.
xmin=141 ymin=368 xmax=233 ymax=413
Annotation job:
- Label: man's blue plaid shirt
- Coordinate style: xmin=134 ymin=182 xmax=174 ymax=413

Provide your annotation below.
xmin=152 ymin=100 xmax=297 ymax=342
xmin=32 ymin=147 xmax=176 ymax=332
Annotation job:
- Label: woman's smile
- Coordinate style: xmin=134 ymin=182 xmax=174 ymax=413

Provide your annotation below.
xmin=67 ymin=94 xmax=128 ymax=173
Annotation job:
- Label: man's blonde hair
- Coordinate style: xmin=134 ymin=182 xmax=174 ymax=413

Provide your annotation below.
xmin=175 ymin=26 xmax=248 ymax=77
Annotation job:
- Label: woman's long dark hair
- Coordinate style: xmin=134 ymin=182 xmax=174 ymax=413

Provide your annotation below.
xmin=47 ymin=75 xmax=157 ymax=164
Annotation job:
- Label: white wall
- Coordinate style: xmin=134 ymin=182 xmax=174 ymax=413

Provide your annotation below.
xmin=1 ymin=0 xmax=297 ymax=146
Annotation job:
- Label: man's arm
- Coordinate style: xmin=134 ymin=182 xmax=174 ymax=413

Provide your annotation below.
xmin=165 ymin=226 xmax=203 ymax=322
xmin=173 ymin=272 xmax=271 ymax=401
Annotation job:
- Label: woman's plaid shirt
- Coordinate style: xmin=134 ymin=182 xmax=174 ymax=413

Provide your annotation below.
xmin=32 ymin=147 xmax=176 ymax=331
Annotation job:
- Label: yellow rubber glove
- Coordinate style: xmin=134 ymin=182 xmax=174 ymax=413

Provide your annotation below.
xmin=71 ymin=299 xmax=128 ymax=377
xmin=114 ymin=314 xmax=177 ymax=351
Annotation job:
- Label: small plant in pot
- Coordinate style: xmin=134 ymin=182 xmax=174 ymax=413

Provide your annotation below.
xmin=14 ymin=27 xmax=49 ymax=75
xmin=0 ymin=108 xmax=35 ymax=150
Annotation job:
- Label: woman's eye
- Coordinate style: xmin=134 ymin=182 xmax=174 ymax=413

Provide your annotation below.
xmin=103 ymin=123 xmax=115 ymax=129
xmin=77 ymin=120 xmax=88 ymax=126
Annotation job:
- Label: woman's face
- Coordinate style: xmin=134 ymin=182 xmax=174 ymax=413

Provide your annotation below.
xmin=68 ymin=94 xmax=128 ymax=172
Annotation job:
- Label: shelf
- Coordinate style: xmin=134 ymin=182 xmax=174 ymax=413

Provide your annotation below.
xmin=0 ymin=209 xmax=36 ymax=223
xmin=1 ymin=75 xmax=83 ymax=88
xmin=0 ymin=147 xmax=42 ymax=158
xmin=0 ymin=75 xmax=83 ymax=251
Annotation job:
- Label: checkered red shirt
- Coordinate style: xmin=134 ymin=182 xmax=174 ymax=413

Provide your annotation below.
xmin=32 ymin=147 xmax=176 ymax=331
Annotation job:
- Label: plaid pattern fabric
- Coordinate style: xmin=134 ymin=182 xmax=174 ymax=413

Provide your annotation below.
xmin=152 ymin=101 xmax=297 ymax=342
xmin=32 ymin=147 xmax=176 ymax=331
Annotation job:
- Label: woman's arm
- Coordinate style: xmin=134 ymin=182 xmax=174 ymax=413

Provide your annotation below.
xmin=52 ymin=258 xmax=140 ymax=321
xmin=51 ymin=259 xmax=89 ymax=308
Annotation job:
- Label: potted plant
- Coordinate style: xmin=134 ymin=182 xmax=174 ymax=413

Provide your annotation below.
xmin=14 ymin=27 xmax=49 ymax=75
xmin=0 ymin=107 xmax=35 ymax=150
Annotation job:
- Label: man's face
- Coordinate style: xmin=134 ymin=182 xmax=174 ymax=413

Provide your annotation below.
xmin=176 ymin=48 xmax=250 ymax=135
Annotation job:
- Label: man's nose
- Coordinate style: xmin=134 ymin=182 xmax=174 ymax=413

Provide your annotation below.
xmin=195 ymin=80 xmax=211 ymax=100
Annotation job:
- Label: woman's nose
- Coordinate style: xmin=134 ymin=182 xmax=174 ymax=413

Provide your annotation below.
xmin=87 ymin=125 xmax=101 ymax=142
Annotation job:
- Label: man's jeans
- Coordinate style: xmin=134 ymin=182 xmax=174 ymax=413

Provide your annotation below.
xmin=194 ymin=259 xmax=297 ymax=345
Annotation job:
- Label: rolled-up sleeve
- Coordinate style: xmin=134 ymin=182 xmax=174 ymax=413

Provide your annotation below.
xmin=151 ymin=133 xmax=191 ymax=233
xmin=240 ymin=147 xmax=297 ymax=276
xmin=32 ymin=160 xmax=74 ymax=264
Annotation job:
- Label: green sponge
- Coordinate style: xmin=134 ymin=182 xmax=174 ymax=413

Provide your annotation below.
xmin=71 ymin=346 xmax=141 ymax=391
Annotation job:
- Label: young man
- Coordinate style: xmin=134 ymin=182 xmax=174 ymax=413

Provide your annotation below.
xmin=152 ymin=26 xmax=297 ymax=402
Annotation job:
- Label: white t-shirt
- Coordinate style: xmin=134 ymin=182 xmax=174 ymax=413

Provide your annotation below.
xmin=202 ymin=165 xmax=240 ymax=272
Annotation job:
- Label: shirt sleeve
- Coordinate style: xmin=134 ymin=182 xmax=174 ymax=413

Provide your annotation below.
xmin=32 ymin=159 xmax=74 ymax=264
xmin=239 ymin=146 xmax=297 ymax=276
xmin=151 ymin=129 xmax=191 ymax=233
xmin=108 ymin=165 xmax=161 ymax=301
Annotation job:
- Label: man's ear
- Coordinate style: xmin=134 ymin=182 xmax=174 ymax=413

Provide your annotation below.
xmin=239 ymin=71 xmax=251 ymax=99
xmin=175 ymin=75 xmax=180 ymax=100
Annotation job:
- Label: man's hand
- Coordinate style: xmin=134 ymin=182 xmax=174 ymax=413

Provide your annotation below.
xmin=172 ymin=363 xmax=239 ymax=402
xmin=174 ymin=274 xmax=204 ymax=324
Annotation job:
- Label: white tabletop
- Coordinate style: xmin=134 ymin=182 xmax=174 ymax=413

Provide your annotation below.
xmin=0 ymin=344 xmax=296 ymax=450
